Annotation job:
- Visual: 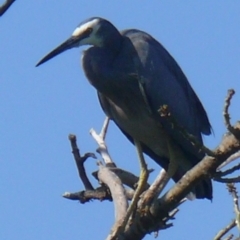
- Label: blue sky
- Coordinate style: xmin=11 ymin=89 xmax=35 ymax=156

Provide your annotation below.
xmin=1 ymin=1 xmax=240 ymax=240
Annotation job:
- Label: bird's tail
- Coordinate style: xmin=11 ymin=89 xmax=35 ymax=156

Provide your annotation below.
xmin=141 ymin=144 xmax=213 ymax=200
xmin=193 ymin=178 xmax=212 ymax=200
xmin=167 ymin=160 xmax=213 ymax=200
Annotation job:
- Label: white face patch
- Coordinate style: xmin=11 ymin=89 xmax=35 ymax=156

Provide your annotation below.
xmin=71 ymin=18 xmax=102 ymax=46
xmin=72 ymin=18 xmax=100 ymax=37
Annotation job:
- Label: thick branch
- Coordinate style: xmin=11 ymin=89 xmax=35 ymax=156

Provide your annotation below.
xmin=65 ymin=91 xmax=240 ymax=240
xmin=119 ymin=122 xmax=240 ymax=239
xmin=140 ymin=169 xmax=169 ymax=207
xmin=154 ymin=122 xmax=240 ymax=216
xmin=92 ymin=167 xmax=151 ymax=191
xmin=97 ymin=162 xmax=128 ymax=225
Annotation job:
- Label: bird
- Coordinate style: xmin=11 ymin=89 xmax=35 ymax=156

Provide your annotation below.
xmin=36 ymin=17 xmax=212 ymax=200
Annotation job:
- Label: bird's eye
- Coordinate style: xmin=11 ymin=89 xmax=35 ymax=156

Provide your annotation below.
xmin=86 ymin=28 xmax=93 ymax=34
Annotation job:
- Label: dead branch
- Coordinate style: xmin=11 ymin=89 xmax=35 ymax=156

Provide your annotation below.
xmin=90 ymin=117 xmax=114 ymax=165
xmin=0 ymin=0 xmax=15 ymax=16
xmin=218 ymin=151 xmax=240 ymax=170
xmin=223 ymin=89 xmax=240 ymax=140
xmin=98 ymin=162 xmax=128 ymax=224
xmin=213 ymin=219 xmax=236 ymax=240
xmin=62 ymin=186 xmax=112 ymax=203
xmin=153 ymin=122 xmax=240 ymax=215
xmin=140 ymin=169 xmax=169 ymax=207
xmin=92 ymin=167 xmax=152 ymax=191
xmin=224 ymin=89 xmax=236 ymax=135
xmin=227 ymin=183 xmax=240 ymax=231
xmin=64 ymin=90 xmax=240 ymax=240
xmin=68 ymin=134 xmax=96 ymax=190
xmin=214 ymin=176 xmax=240 ymax=183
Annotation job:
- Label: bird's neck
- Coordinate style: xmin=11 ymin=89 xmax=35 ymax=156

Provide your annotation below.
xmin=100 ymin=27 xmax=123 ymax=54
xmin=82 ymin=45 xmax=148 ymax=116
xmin=82 ymin=46 xmax=120 ymax=91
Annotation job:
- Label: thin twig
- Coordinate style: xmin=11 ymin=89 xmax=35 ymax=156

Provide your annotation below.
xmin=223 ymin=89 xmax=236 ymax=134
xmin=213 ymin=219 xmax=236 ymax=240
xmin=68 ymin=134 xmax=96 ymax=190
xmin=100 ymin=117 xmax=110 ymax=140
xmin=218 ymin=151 xmax=240 ymax=171
xmin=62 ymin=186 xmax=112 ymax=203
xmin=216 ymin=163 xmax=240 ymax=178
xmin=0 ymin=0 xmax=15 ymax=16
xmin=225 ymin=234 xmax=234 ymax=240
xmin=227 ymin=183 xmax=240 ymax=231
xmin=214 ymin=176 xmax=240 ymax=183
xmin=90 ymin=127 xmax=114 ymax=165
xmin=223 ymin=89 xmax=240 ymax=141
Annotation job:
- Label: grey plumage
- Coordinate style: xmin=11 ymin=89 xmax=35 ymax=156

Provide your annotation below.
xmin=36 ymin=17 xmax=212 ymax=199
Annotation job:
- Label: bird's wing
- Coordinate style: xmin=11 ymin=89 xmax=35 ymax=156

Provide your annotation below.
xmin=123 ymin=29 xmax=211 ymax=134
xmin=147 ymin=36 xmax=212 ymax=136
xmin=123 ymin=30 xmax=211 ymax=159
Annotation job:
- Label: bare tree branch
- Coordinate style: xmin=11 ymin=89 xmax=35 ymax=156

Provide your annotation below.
xmin=224 ymin=89 xmax=236 ymax=134
xmin=62 ymin=186 xmax=112 ymax=203
xmin=152 ymin=122 xmax=240 ymax=215
xmin=214 ymin=219 xmax=236 ymax=240
xmin=218 ymin=151 xmax=240 ymax=171
xmin=90 ymin=124 xmax=114 ymax=165
xmin=68 ymin=134 xmax=96 ymax=190
xmin=93 ymin=167 xmax=152 ymax=191
xmin=214 ymin=176 xmax=240 ymax=183
xmin=218 ymin=162 xmax=240 ymax=177
xmin=64 ymin=90 xmax=240 ymax=240
xmin=97 ymin=162 xmax=128 ymax=224
xmin=65 ymin=121 xmax=240 ymax=239
xmin=223 ymin=89 xmax=240 ymax=141
xmin=227 ymin=183 xmax=240 ymax=231
xmin=0 ymin=0 xmax=15 ymax=16
xmin=100 ymin=116 xmax=110 ymax=140
xmin=140 ymin=169 xmax=169 ymax=206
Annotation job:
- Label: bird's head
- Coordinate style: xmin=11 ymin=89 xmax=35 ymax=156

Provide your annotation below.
xmin=36 ymin=17 xmax=121 ymax=67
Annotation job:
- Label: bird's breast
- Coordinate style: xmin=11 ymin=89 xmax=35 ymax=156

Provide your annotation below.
xmin=82 ymin=46 xmax=171 ymax=158
xmin=106 ymin=99 xmax=171 ymax=158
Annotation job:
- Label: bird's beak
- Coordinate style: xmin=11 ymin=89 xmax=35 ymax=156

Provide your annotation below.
xmin=36 ymin=30 xmax=90 ymax=67
xmin=36 ymin=37 xmax=77 ymax=67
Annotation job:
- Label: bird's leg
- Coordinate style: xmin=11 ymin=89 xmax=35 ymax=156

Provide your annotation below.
xmin=166 ymin=139 xmax=179 ymax=180
xmin=149 ymin=140 xmax=179 ymax=200
xmin=120 ymin=139 xmax=149 ymax=230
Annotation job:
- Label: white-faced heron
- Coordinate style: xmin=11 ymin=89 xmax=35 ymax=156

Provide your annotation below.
xmin=36 ymin=17 xmax=212 ymax=200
